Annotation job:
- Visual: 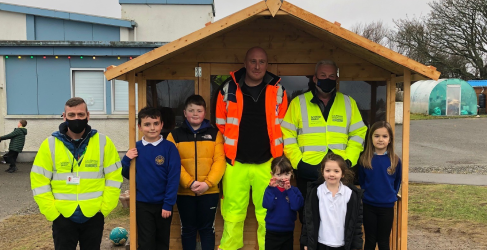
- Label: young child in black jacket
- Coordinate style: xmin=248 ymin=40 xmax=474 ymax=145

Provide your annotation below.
xmin=300 ymin=153 xmax=363 ymax=250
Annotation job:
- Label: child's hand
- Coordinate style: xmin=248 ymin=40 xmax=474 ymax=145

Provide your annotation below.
xmin=161 ymin=209 xmax=172 ymax=218
xmin=269 ymin=177 xmax=278 ymax=187
xmin=191 ymin=181 xmax=209 ymax=195
xmin=125 ymin=148 xmax=138 ymax=159
xmin=283 ymin=179 xmax=291 ymax=190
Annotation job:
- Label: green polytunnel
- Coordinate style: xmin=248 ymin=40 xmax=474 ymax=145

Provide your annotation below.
xmin=410 ymin=79 xmax=477 ymax=116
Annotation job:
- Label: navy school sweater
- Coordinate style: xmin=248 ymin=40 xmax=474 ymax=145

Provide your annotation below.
xmin=121 ymin=140 xmax=181 ymax=211
xmin=262 ymin=185 xmax=304 ymax=232
xmin=358 ymin=154 xmax=402 ymax=208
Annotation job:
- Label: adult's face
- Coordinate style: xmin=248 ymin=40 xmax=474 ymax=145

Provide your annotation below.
xmin=63 ymin=103 xmax=89 ymax=122
xmin=244 ymin=48 xmax=268 ymax=83
xmin=313 ymin=64 xmax=338 ymax=83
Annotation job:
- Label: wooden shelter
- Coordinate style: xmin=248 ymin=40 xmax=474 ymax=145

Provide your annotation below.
xmin=105 ymin=1 xmax=441 ymax=249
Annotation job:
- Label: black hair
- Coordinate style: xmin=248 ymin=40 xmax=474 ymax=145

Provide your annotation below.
xmin=138 ymin=107 xmax=162 ymax=125
xmin=184 ymin=94 xmax=206 ymax=109
xmin=271 ymin=156 xmax=294 ymax=175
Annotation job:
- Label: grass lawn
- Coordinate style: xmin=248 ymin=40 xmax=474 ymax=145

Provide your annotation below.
xmin=410 ymin=113 xmax=487 ymax=120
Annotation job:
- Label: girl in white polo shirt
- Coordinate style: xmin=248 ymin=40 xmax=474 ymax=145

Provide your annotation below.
xmin=300 ymin=153 xmax=363 ymax=250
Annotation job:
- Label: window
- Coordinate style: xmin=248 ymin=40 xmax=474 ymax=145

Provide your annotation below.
xmin=112 ymin=80 xmax=138 ymax=113
xmin=71 ymin=69 xmax=106 ymax=113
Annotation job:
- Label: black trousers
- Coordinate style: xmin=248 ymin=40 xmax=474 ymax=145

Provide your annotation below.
xmin=265 ymin=230 xmax=294 ymax=250
xmin=296 ymin=173 xmax=317 ymax=250
xmin=176 ymin=193 xmax=219 ymax=250
xmin=136 ymin=201 xmax=173 ymax=250
xmin=317 ymin=243 xmax=345 ymax=250
xmin=52 ymin=212 xmax=104 ymax=250
xmin=3 ymin=150 xmax=19 ymax=168
xmin=363 ymin=203 xmax=394 ymax=250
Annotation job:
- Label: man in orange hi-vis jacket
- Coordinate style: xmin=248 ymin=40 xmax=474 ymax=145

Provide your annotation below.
xmin=215 ymin=47 xmax=288 ymax=250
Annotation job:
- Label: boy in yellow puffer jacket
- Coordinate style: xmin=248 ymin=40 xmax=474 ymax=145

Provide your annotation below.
xmin=166 ymin=94 xmax=226 ymax=250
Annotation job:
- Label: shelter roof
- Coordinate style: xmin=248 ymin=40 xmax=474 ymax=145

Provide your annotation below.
xmin=105 ymin=0 xmax=441 ymax=80
xmin=468 ymin=80 xmax=487 ymax=87
xmin=0 ymin=3 xmax=135 ymax=28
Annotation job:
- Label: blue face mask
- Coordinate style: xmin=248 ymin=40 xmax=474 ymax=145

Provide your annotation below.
xmin=316 ymin=78 xmax=337 ymax=93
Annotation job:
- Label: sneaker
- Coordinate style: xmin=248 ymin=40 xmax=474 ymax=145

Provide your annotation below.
xmin=7 ymin=167 xmax=17 ymax=173
xmin=0 ymin=161 xmax=6 ymax=164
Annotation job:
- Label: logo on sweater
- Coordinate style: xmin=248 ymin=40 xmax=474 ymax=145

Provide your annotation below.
xmin=155 ymin=155 xmax=165 ymax=165
xmin=332 ymin=115 xmax=343 ymax=122
xmin=202 ymin=134 xmax=212 ymax=140
xmin=286 ymin=196 xmax=290 ymax=203
xmin=387 ymin=166 xmax=394 ymax=175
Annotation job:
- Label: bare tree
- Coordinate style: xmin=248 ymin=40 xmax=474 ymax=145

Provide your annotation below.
xmin=351 ymin=21 xmax=392 ymax=46
xmin=391 ymin=0 xmax=487 ymax=79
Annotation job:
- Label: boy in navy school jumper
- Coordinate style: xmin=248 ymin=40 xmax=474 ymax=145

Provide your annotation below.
xmin=122 ymin=107 xmax=181 ymax=250
xmin=263 ymin=156 xmax=304 ymax=250
xmin=358 ymin=121 xmax=402 ymax=250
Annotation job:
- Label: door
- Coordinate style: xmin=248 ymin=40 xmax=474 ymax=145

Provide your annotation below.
xmin=446 ymin=85 xmax=461 ymax=115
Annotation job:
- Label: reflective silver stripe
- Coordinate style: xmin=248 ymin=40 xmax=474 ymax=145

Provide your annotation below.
xmin=215 ymin=118 xmax=226 ymax=125
xmin=300 ymin=146 xmax=328 ymax=152
xmin=349 ymin=135 xmax=365 ymax=145
xmin=276 ymin=84 xmax=283 ymax=105
xmin=349 ymin=121 xmax=366 ymax=133
xmin=274 ymin=137 xmax=283 ymax=146
xmin=48 ymin=136 xmax=56 ymax=172
xmin=52 ymin=171 xmax=103 ymax=181
xmin=328 ymin=144 xmax=347 ymax=150
xmin=299 ymin=95 xmax=309 ymax=127
xmin=275 ymin=118 xmax=283 ymax=125
xmin=327 ymin=126 xmax=348 ymax=134
xmin=284 ymin=138 xmax=297 ymax=145
xmin=298 ymin=127 xmax=325 ymax=134
xmin=32 ymin=185 xmax=52 ymax=196
xmin=54 ymin=191 xmax=103 ymax=201
xmin=31 ymin=165 xmax=53 ymax=179
xmin=223 ymin=135 xmax=235 ymax=146
xmin=104 ymin=162 xmax=121 ymax=175
xmin=227 ymin=117 xmax=239 ymax=125
xmin=343 ymin=95 xmax=352 ymax=133
xmin=106 ymin=180 xmax=122 ymax=189
xmin=99 ymin=133 xmax=106 ymax=170
xmin=281 ymin=121 xmax=297 ymax=131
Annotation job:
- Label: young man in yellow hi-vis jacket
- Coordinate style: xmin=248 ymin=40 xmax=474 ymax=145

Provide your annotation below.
xmin=281 ymin=60 xmax=367 ymax=233
xmin=31 ymin=97 xmax=123 ymax=250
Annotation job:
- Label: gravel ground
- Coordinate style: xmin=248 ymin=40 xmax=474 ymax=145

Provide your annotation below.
xmin=396 ymin=118 xmax=487 ymax=175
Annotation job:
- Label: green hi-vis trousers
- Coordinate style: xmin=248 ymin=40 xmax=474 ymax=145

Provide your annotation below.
xmin=219 ymin=159 xmax=272 ymax=250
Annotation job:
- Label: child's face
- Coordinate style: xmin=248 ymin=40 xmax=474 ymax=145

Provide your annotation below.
xmin=272 ymin=170 xmax=292 ymax=188
xmin=17 ymin=122 xmax=22 ymax=128
xmin=323 ymin=160 xmax=342 ymax=185
xmin=372 ymin=127 xmax=390 ymax=152
xmin=184 ymin=104 xmax=205 ymax=127
xmin=138 ymin=116 xmax=163 ymax=141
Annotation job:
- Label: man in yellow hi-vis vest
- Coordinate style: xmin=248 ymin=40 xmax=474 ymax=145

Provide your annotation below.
xmin=31 ymin=97 xmax=123 ymax=250
xmin=281 ymin=60 xmax=367 ymax=223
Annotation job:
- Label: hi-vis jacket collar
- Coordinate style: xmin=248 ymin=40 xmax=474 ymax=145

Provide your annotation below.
xmin=231 ymin=67 xmax=281 ymax=87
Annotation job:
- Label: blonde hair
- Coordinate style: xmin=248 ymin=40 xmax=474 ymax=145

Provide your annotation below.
xmin=359 ymin=121 xmax=399 ymax=173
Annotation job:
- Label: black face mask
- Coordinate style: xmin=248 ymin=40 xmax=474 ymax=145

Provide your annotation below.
xmin=66 ymin=118 xmax=88 ymax=134
xmin=316 ymin=78 xmax=337 ymax=93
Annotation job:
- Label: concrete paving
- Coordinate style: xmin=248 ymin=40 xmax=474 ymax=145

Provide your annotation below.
xmin=409 ymin=172 xmax=487 ymax=186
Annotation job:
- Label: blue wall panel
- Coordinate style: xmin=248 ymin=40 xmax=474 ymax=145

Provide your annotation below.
xmin=6 ymin=57 xmax=129 ymax=115
xmin=93 ymin=24 xmax=120 ymax=41
xmin=6 ymin=58 xmax=38 ymax=115
xmin=35 ymin=16 xmax=64 ymax=40
xmin=36 ymin=57 xmax=71 ymax=115
xmin=64 ymin=20 xmax=93 ymax=41
xmin=26 ymin=15 xmax=35 ymax=40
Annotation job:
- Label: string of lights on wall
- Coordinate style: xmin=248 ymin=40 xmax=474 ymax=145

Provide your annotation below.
xmin=4 ymin=56 xmax=134 ymax=60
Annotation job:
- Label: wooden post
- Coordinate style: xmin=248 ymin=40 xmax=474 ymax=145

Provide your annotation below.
xmin=400 ymin=69 xmax=411 ymax=250
xmin=388 ymin=74 xmax=396 ymax=132
xmin=137 ymin=75 xmax=147 ymax=140
xmin=128 ymin=72 xmax=137 ymax=250
xmin=199 ymin=63 xmax=211 ymax=119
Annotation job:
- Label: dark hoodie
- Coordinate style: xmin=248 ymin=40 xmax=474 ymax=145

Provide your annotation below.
xmin=1 ymin=127 xmax=27 ymax=153
xmin=300 ymin=179 xmax=363 ymax=250
xmin=52 ymin=122 xmax=98 ymax=223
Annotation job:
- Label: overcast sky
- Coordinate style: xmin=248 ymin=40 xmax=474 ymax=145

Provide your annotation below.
xmin=0 ymin=0 xmax=431 ymax=30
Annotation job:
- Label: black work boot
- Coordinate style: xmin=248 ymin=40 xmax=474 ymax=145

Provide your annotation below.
xmin=7 ymin=167 xmax=17 ymax=173
xmin=5 ymin=166 xmax=12 ymax=172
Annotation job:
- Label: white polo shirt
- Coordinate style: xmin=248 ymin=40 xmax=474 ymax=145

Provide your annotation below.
xmin=317 ymin=182 xmax=352 ymax=247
